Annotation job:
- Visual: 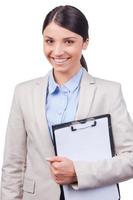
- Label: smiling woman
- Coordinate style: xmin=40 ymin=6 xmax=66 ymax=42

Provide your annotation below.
xmin=1 ymin=4 xmax=133 ymax=200
xmin=43 ymin=22 xmax=88 ymax=84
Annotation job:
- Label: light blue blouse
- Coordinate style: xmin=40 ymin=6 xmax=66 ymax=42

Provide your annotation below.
xmin=46 ymin=67 xmax=83 ymax=139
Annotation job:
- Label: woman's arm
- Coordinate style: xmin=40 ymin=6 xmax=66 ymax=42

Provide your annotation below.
xmin=1 ymin=85 xmax=27 ymax=200
xmin=72 ymin=85 xmax=133 ymax=189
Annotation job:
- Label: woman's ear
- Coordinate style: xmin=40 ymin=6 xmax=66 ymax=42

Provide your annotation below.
xmin=83 ymin=39 xmax=89 ymax=50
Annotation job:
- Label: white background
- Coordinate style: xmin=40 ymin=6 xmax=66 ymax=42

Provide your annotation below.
xmin=0 ymin=0 xmax=133 ymax=199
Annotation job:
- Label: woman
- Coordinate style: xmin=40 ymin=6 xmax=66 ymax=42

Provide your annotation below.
xmin=1 ymin=5 xmax=133 ymax=200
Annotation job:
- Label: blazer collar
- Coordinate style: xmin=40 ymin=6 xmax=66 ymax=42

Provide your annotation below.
xmin=75 ymin=68 xmax=96 ymax=120
xmin=48 ymin=67 xmax=83 ymax=94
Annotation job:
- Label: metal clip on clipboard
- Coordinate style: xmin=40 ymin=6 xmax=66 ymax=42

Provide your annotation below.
xmin=71 ymin=118 xmax=97 ymax=131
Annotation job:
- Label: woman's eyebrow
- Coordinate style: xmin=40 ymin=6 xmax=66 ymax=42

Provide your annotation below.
xmin=44 ymin=36 xmax=53 ymax=39
xmin=63 ymin=37 xmax=77 ymax=40
xmin=44 ymin=36 xmax=77 ymax=40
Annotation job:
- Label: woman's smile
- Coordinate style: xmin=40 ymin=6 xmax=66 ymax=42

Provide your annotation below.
xmin=51 ymin=57 xmax=71 ymax=65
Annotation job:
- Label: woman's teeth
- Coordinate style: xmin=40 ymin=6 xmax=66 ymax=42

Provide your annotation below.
xmin=52 ymin=58 xmax=69 ymax=64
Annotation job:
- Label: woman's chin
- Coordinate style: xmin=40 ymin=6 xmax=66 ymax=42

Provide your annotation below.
xmin=52 ymin=63 xmax=70 ymax=72
xmin=53 ymin=66 xmax=69 ymax=73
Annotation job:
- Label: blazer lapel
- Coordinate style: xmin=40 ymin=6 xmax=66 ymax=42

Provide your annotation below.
xmin=75 ymin=69 xmax=97 ymax=120
xmin=33 ymin=72 xmax=55 ymax=154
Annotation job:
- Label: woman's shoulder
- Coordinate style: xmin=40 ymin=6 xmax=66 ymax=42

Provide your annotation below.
xmin=93 ymin=76 xmax=122 ymax=95
xmin=84 ymin=70 xmax=122 ymax=95
xmin=83 ymin=69 xmax=121 ymax=90
xmin=15 ymin=72 xmax=50 ymax=91
xmin=88 ymin=76 xmax=123 ymax=102
xmin=12 ymin=72 xmax=50 ymax=98
xmin=94 ymin=76 xmax=121 ymax=88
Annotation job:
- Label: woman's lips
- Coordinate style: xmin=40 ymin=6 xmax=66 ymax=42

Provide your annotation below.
xmin=51 ymin=57 xmax=70 ymax=64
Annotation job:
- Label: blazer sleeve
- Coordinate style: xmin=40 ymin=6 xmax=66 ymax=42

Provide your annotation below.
xmin=72 ymin=84 xmax=133 ymax=190
xmin=1 ymin=85 xmax=27 ymax=200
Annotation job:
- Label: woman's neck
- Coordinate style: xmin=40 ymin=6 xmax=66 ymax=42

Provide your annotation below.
xmin=53 ymin=67 xmax=81 ymax=85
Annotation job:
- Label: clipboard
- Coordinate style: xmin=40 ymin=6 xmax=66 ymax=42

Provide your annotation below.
xmin=52 ymin=114 xmax=120 ymax=200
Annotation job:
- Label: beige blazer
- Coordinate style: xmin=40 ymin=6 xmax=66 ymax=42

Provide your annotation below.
xmin=1 ymin=69 xmax=133 ymax=200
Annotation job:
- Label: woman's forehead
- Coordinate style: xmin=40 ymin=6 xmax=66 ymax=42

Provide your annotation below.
xmin=43 ymin=21 xmax=81 ymax=39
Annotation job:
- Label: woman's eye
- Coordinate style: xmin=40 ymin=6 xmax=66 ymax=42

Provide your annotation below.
xmin=45 ymin=39 xmax=54 ymax=45
xmin=65 ymin=40 xmax=74 ymax=45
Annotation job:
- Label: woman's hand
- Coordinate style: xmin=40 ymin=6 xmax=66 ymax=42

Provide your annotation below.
xmin=46 ymin=156 xmax=77 ymax=185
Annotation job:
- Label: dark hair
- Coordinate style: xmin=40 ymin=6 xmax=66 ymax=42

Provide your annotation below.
xmin=42 ymin=5 xmax=89 ymax=71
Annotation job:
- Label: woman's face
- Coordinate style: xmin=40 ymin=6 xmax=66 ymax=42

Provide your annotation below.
xmin=43 ymin=21 xmax=88 ymax=75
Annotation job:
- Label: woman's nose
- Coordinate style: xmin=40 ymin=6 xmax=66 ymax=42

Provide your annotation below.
xmin=53 ymin=44 xmax=64 ymax=56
